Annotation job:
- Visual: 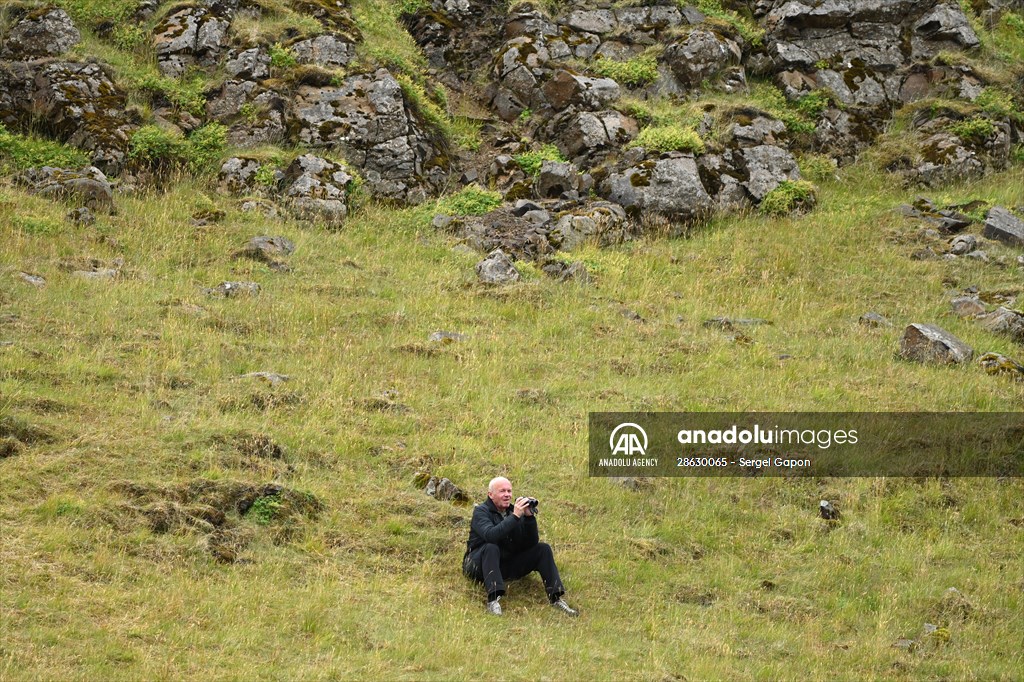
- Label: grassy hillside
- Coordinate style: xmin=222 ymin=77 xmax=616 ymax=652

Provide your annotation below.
xmin=2 ymin=0 xmax=1024 ymax=679
xmin=2 ymin=159 xmax=1023 ymax=679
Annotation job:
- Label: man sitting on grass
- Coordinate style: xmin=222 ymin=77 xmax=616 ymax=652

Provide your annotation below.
xmin=462 ymin=476 xmax=578 ymax=617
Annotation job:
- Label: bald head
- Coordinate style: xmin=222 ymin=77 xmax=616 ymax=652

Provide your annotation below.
xmin=487 ymin=476 xmax=513 ymax=511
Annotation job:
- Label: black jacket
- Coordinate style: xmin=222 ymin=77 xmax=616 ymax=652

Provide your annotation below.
xmin=465 ymin=497 xmax=539 ymax=558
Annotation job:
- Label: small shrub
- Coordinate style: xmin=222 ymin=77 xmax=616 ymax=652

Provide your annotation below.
xmin=517 ymin=108 xmax=533 ymax=123
xmin=129 ymin=124 xmax=186 ymax=168
xmin=269 ymin=42 xmax=297 ymax=69
xmin=184 ymin=123 xmax=227 ymax=173
xmin=797 ymin=153 xmax=838 ymax=183
xmin=513 ymin=144 xmax=566 ymax=176
xmin=760 ymin=180 xmax=816 ymax=216
xmin=795 ymin=90 xmax=831 ymax=119
xmin=112 ymin=23 xmax=147 ymax=51
xmin=249 ymin=495 xmax=282 ymax=525
xmin=949 ymin=116 xmax=995 ymax=142
xmin=0 ymin=123 xmax=89 ymax=172
xmin=975 ymin=87 xmax=1018 ymax=119
xmin=693 ymin=0 xmax=765 ymax=46
xmin=591 ymin=55 xmax=659 ymax=88
xmin=134 ymin=73 xmax=207 ymax=117
xmin=1003 ymin=12 xmax=1024 ymax=37
xmin=436 ymin=185 xmax=502 ymax=216
xmin=629 ymin=125 xmax=706 ymax=154
xmin=395 ymin=73 xmax=453 ymax=140
xmin=254 ymin=164 xmax=278 ymax=187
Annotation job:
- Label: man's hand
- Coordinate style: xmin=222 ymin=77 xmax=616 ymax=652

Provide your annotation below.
xmin=512 ymin=497 xmax=530 ymax=518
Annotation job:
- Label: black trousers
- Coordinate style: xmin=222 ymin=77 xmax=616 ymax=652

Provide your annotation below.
xmin=464 ymin=542 xmax=565 ymax=602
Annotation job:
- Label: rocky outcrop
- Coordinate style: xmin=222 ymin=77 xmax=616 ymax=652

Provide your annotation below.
xmin=16 ymin=166 xmax=115 ymax=212
xmin=601 ymin=153 xmax=713 ymax=221
xmin=154 ymin=2 xmax=234 ymax=78
xmin=206 ymin=80 xmax=286 ymax=148
xmin=290 ymin=34 xmax=356 ymax=68
xmin=0 ymin=61 xmax=136 ymax=172
xmin=282 ymin=154 xmax=354 ymax=225
xmin=983 ymin=206 xmax=1024 ymax=246
xmin=1 ymin=7 xmax=80 ymax=59
xmin=287 ymin=69 xmax=450 ymax=204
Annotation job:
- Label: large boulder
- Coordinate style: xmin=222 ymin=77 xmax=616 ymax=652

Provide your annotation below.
xmin=739 ymin=145 xmax=802 ymax=201
xmin=541 ymin=70 xmax=620 ymax=111
xmin=287 ymin=69 xmax=450 ymax=204
xmin=206 ymin=80 xmax=286 ymax=148
xmin=662 ymin=28 xmax=742 ymax=89
xmin=899 ymin=323 xmax=974 ymax=364
xmin=549 ymin=201 xmax=630 ymax=250
xmin=154 ymin=3 xmax=233 ymax=78
xmin=2 ymin=62 xmax=137 ymax=172
xmin=545 ymin=110 xmax=638 ymax=161
xmin=16 ymin=166 xmax=115 ymax=213
xmin=601 ymin=154 xmax=713 ymax=221
xmin=290 ymin=34 xmax=357 ymax=68
xmin=1 ymin=7 xmax=80 ymax=59
xmin=983 ymin=206 xmax=1024 ymax=247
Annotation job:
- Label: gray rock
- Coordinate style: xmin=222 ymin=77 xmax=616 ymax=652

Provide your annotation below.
xmin=732 ymin=117 xmax=787 ymax=148
xmin=73 ymin=268 xmax=118 ymax=281
xmin=16 ymin=272 xmax=46 ymax=288
xmin=978 ymin=352 xmax=1024 ymax=378
xmin=282 ymin=154 xmax=353 ymax=225
xmin=949 ymin=234 xmax=977 ymax=255
xmin=541 ymin=259 xmax=591 ymax=284
xmin=548 ymin=110 xmax=639 ymax=159
xmin=859 ymin=312 xmax=891 ymax=327
xmin=983 ymin=206 xmax=1024 ymax=247
xmin=67 ymin=207 xmax=95 ymax=225
xmin=288 ymin=69 xmax=449 ymax=204
xmin=17 ymin=166 xmax=115 ymax=213
xmin=240 ymin=371 xmax=290 ymax=386
xmin=475 ymin=249 xmax=520 ymax=285
xmin=290 ymin=34 xmax=356 ymax=68
xmin=206 ymin=281 xmax=261 ymax=298
xmin=206 ymin=80 xmax=287 ymax=148
xmin=218 ymin=157 xmax=263 ymax=195
xmin=977 ymin=306 xmax=1024 ymax=342
xmin=425 ymin=476 xmax=467 ymax=502
xmin=9 ymin=62 xmax=135 ymax=172
xmin=234 ymin=236 xmax=295 ymax=263
xmin=951 ymin=296 xmax=986 ymax=317
xmin=448 ymin=209 xmax=555 ymax=260
xmin=741 ymin=145 xmax=802 ymax=201
xmin=900 ymin=323 xmax=974 ymax=364
xmin=663 ymin=28 xmax=742 ymax=88
xmin=428 ymin=331 xmax=467 ymax=343
xmin=2 ymin=8 xmax=80 ymax=58
xmin=914 ymin=4 xmax=980 ymax=49
xmin=549 ymin=201 xmax=629 ymax=250
xmin=541 ymin=70 xmax=620 ymax=111
xmin=564 ymin=9 xmax=616 ymax=33
xmin=602 ymin=155 xmax=712 ymax=221
xmin=964 ymin=250 xmax=989 ymax=262
xmin=154 ymin=4 xmax=232 ymax=77
xmin=535 ymin=161 xmax=580 ymax=199
xmin=224 ymin=48 xmax=271 ymax=81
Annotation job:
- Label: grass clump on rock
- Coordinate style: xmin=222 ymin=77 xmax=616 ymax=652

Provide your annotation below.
xmin=629 ymin=125 xmax=706 ymax=154
xmin=435 ymin=184 xmax=502 ymax=216
xmin=0 ymin=123 xmax=89 ymax=172
xmin=513 ymin=144 xmax=566 ymax=176
xmin=759 ymin=180 xmax=816 ymax=215
xmin=590 ymin=54 xmax=659 ymax=88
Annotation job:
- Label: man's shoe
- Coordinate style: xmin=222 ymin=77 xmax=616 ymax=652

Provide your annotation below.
xmin=486 ymin=598 xmax=502 ymax=616
xmin=551 ymin=598 xmax=579 ymax=617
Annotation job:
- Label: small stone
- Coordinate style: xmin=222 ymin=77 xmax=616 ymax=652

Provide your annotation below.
xmin=703 ymin=317 xmax=772 ymax=329
xmin=900 ymin=324 xmax=974 ymax=364
xmin=475 ymin=249 xmax=520 ymax=285
xmin=67 ymin=207 xmax=95 ymax=225
xmin=234 ymin=236 xmax=295 ymax=263
xmin=428 ymin=331 xmax=467 ymax=343
xmin=239 ymin=372 xmax=290 ymax=386
xmin=950 ymin=296 xmax=985 ymax=317
xmin=948 ymin=234 xmax=977 ymax=255
xmin=858 ymin=312 xmax=891 ymax=327
xmin=978 ymin=352 xmax=1024 ymax=378
xmin=964 ymin=250 xmax=989 ymax=262
xmin=892 ymin=639 xmax=916 ymax=651
xmin=73 ymin=268 xmax=118 ymax=280
xmin=432 ymin=214 xmax=455 ymax=230
xmin=983 ymin=206 xmax=1024 ymax=246
xmin=17 ymin=272 xmax=46 ymax=287
xmin=206 ymin=281 xmax=261 ymax=298
xmin=977 ymin=307 xmax=1024 ymax=342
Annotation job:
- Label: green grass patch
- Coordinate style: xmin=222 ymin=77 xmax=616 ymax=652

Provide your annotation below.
xmin=513 ymin=144 xmax=566 ymax=176
xmin=590 ymin=53 xmax=660 ymax=88
xmin=128 ymin=122 xmax=227 ymax=174
xmin=759 ymin=179 xmax=817 ymax=215
xmin=692 ymin=0 xmax=765 ymax=46
xmin=0 ymin=123 xmax=90 ymax=173
xmin=949 ymin=116 xmax=996 ymax=143
xmin=435 ymin=184 xmax=502 ymax=216
xmin=629 ymin=125 xmax=706 ymax=154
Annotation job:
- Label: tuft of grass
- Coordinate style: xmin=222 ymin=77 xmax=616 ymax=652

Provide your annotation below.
xmin=435 ymin=184 xmax=502 ymax=216
xmin=269 ymin=42 xmax=298 ymax=69
xmin=949 ymin=116 xmax=996 ymax=143
xmin=128 ymin=122 xmax=227 ymax=174
xmin=0 ymin=123 xmax=90 ymax=172
xmin=590 ymin=54 xmax=660 ymax=88
xmin=513 ymin=144 xmax=566 ymax=176
xmin=974 ymin=87 xmax=1020 ymax=120
xmin=692 ymin=0 xmax=764 ymax=46
xmin=52 ymin=0 xmax=140 ymax=28
xmin=629 ymin=125 xmax=706 ymax=154
xmin=749 ymin=82 xmax=818 ymax=134
xmin=759 ymin=180 xmax=817 ymax=215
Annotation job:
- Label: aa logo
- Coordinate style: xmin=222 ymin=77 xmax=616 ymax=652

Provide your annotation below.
xmin=609 ymin=423 xmax=648 ymax=456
